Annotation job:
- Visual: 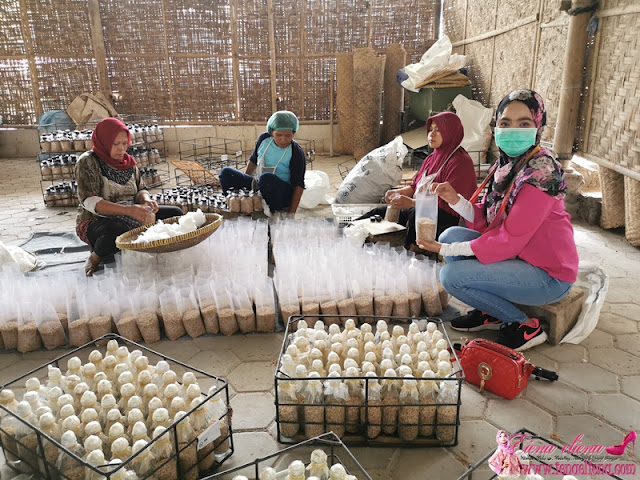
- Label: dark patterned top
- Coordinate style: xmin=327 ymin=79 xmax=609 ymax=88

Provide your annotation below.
xmin=74 ymin=151 xmax=147 ymax=228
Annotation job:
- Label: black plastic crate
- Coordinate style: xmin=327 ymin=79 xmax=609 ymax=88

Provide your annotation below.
xmin=205 ymin=432 xmax=373 ymax=480
xmin=457 ymin=428 xmax=628 ymax=480
xmin=0 ymin=334 xmax=234 ymax=479
xmin=274 ymin=315 xmax=464 ymax=447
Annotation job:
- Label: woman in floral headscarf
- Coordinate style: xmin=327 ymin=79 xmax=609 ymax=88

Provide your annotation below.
xmin=417 ymin=90 xmax=578 ymax=352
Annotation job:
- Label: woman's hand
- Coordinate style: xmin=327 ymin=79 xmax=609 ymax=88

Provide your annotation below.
xmin=384 ymin=189 xmax=400 ymax=204
xmin=390 ymin=194 xmax=415 ymax=210
xmin=128 ymin=204 xmax=156 ymax=225
xmin=140 ymin=199 xmax=159 ymax=214
xmin=430 ymin=182 xmax=459 ymax=205
xmin=416 ymin=239 xmax=441 ymax=253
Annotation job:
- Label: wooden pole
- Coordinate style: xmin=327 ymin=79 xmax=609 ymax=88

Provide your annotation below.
xmin=230 ymin=0 xmax=242 ymax=121
xmin=299 ymin=0 xmax=306 ymax=119
xmin=329 ymin=63 xmax=334 ymax=157
xmin=18 ymin=0 xmax=43 ymax=120
xmin=88 ymin=0 xmax=110 ymax=97
xmin=553 ymin=0 xmax=596 ymax=167
xmin=582 ymin=22 xmax=602 ymax=152
xmin=159 ymin=0 xmax=176 ymax=122
xmin=266 ymin=0 xmax=278 ymax=113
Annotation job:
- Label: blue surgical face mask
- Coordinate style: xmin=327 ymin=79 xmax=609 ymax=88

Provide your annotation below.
xmin=494 ymin=127 xmax=538 ymax=157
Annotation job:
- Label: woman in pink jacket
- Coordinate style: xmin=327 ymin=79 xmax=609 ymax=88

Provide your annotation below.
xmin=417 ymin=90 xmax=578 ymax=351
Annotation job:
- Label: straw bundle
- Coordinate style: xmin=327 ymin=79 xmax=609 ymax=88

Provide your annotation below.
xmin=353 ymin=48 xmax=386 ymax=160
xmin=336 ymin=53 xmax=355 ymax=155
xmin=381 ymin=44 xmax=407 ymax=145
xmin=598 ymin=166 xmax=625 ymax=230
xmin=624 ymin=176 xmax=640 ymax=247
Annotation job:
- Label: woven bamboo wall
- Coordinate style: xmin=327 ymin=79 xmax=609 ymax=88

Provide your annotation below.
xmin=585 ymin=2 xmax=640 ymax=172
xmin=443 ymin=0 xmax=639 ymax=171
xmin=0 ymin=0 xmax=439 ymax=126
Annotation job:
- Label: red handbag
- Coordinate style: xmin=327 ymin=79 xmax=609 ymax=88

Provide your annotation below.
xmin=454 ymin=338 xmax=558 ymax=399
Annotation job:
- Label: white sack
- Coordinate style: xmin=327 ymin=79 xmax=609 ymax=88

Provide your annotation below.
xmin=299 ymin=170 xmax=331 ymax=209
xmin=560 ymin=261 xmax=609 ymax=344
xmin=334 ymin=136 xmax=408 ymax=204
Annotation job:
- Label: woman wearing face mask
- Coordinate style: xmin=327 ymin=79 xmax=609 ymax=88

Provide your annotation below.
xmin=75 ymin=118 xmax=183 ymax=277
xmin=417 ymin=90 xmax=578 ymax=352
xmin=357 ymin=111 xmax=476 ymax=251
xmin=219 ymin=110 xmax=306 ymax=215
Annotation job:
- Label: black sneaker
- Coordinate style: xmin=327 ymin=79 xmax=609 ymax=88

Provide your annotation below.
xmin=496 ymin=318 xmax=548 ymax=352
xmin=450 ymin=309 xmax=502 ymax=332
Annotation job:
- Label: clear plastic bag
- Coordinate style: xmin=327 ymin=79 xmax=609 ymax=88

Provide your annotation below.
xmin=373 ymin=271 xmax=393 ymax=318
xmin=0 ymin=299 xmax=19 ymax=349
xmin=135 ymin=289 xmax=162 ymax=344
xmin=114 ymin=294 xmax=143 ymax=343
xmin=215 ymin=284 xmax=239 ymax=336
xmin=232 ymin=283 xmax=256 ymax=334
xmin=414 ymin=190 xmax=439 ymax=243
xmin=254 ymin=276 xmax=276 ymax=333
xmin=17 ymin=303 xmax=43 ymax=353
xmin=324 ymin=372 xmax=348 ymax=438
xmin=180 ymin=286 xmax=206 ymax=338
xmin=33 ymin=301 xmax=66 ymax=350
xmin=158 ymin=287 xmax=186 ymax=340
xmin=195 ymin=281 xmax=219 ymax=334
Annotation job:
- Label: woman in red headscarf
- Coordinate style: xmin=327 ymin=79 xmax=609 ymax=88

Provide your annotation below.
xmin=75 ymin=118 xmax=183 ymax=276
xmin=358 ymin=111 xmax=477 ymax=250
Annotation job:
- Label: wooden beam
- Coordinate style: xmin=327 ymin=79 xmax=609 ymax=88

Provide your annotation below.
xmin=580 ymin=153 xmax=640 ymax=182
xmin=159 ymin=0 xmax=176 ymax=122
xmin=266 ymin=0 xmax=278 ymax=113
xmin=88 ymin=0 xmax=110 ymax=96
xmin=17 ymin=0 xmax=43 ymax=119
xmin=299 ymin=0 xmax=306 ymax=118
xmin=230 ymin=0 xmax=242 ymax=121
xmin=452 ymin=14 xmax=538 ymax=47
xmin=596 ymin=4 xmax=640 ymax=18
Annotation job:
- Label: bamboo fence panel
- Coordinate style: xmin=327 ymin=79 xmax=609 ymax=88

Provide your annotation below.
xmin=1 ymin=0 xmax=439 ymax=125
xmin=585 ymin=11 xmax=639 ymax=172
xmin=170 ymin=57 xmax=236 ymax=122
xmin=442 ymin=0 xmax=467 ymax=45
xmin=335 ymin=53 xmax=354 ymax=155
xmin=0 ymin=1 xmax=26 ymax=57
xmin=495 ymin=0 xmax=538 ymax=29
xmin=0 ymin=59 xmax=35 ymax=124
xmin=381 ymin=44 xmax=407 ymax=145
xmin=462 ymin=39 xmax=494 ymax=107
xmin=352 ymin=47 xmax=385 ymax=160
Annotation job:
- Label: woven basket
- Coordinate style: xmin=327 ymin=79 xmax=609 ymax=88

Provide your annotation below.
xmin=115 ymin=213 xmax=223 ymax=254
xmin=598 ymin=166 xmax=625 ymax=229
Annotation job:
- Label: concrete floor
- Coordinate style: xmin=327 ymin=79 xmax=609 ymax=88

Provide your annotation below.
xmin=0 ymin=154 xmax=639 ymax=479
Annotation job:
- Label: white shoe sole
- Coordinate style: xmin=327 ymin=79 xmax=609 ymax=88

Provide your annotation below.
xmin=515 ymin=331 xmax=548 ymax=352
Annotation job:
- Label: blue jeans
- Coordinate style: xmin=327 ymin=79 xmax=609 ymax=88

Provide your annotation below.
xmin=438 ymin=227 xmax=573 ymax=323
xmin=219 ymin=167 xmax=293 ymax=213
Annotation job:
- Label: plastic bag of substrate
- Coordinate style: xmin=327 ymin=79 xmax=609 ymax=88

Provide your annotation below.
xmin=334 ymin=136 xmax=407 ymax=204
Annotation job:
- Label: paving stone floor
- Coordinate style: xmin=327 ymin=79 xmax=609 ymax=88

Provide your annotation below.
xmin=0 ymin=154 xmax=639 ymax=479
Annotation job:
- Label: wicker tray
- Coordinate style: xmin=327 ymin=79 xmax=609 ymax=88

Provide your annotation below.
xmin=115 ymin=213 xmax=223 ymax=253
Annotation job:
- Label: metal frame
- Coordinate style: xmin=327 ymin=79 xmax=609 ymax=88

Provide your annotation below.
xmin=274 ymin=315 xmax=464 ymax=448
xmin=204 ymin=431 xmax=373 ymax=480
xmin=0 ymin=333 xmax=234 ymax=479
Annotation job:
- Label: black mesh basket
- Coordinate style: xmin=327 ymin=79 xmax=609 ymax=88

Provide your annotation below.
xmin=204 ymin=431 xmax=372 ymax=480
xmin=274 ymin=315 xmax=464 ymax=448
xmin=0 ymin=334 xmax=234 ymax=479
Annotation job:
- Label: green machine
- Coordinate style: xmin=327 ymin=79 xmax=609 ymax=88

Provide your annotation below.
xmin=408 ymin=85 xmax=473 ymax=121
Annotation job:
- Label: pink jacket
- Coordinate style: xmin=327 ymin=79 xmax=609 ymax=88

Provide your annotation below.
xmin=469 ymin=184 xmax=579 ymax=283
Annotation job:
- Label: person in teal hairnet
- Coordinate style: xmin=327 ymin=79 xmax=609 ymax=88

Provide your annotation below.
xmin=219 ymin=111 xmax=306 ymax=215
